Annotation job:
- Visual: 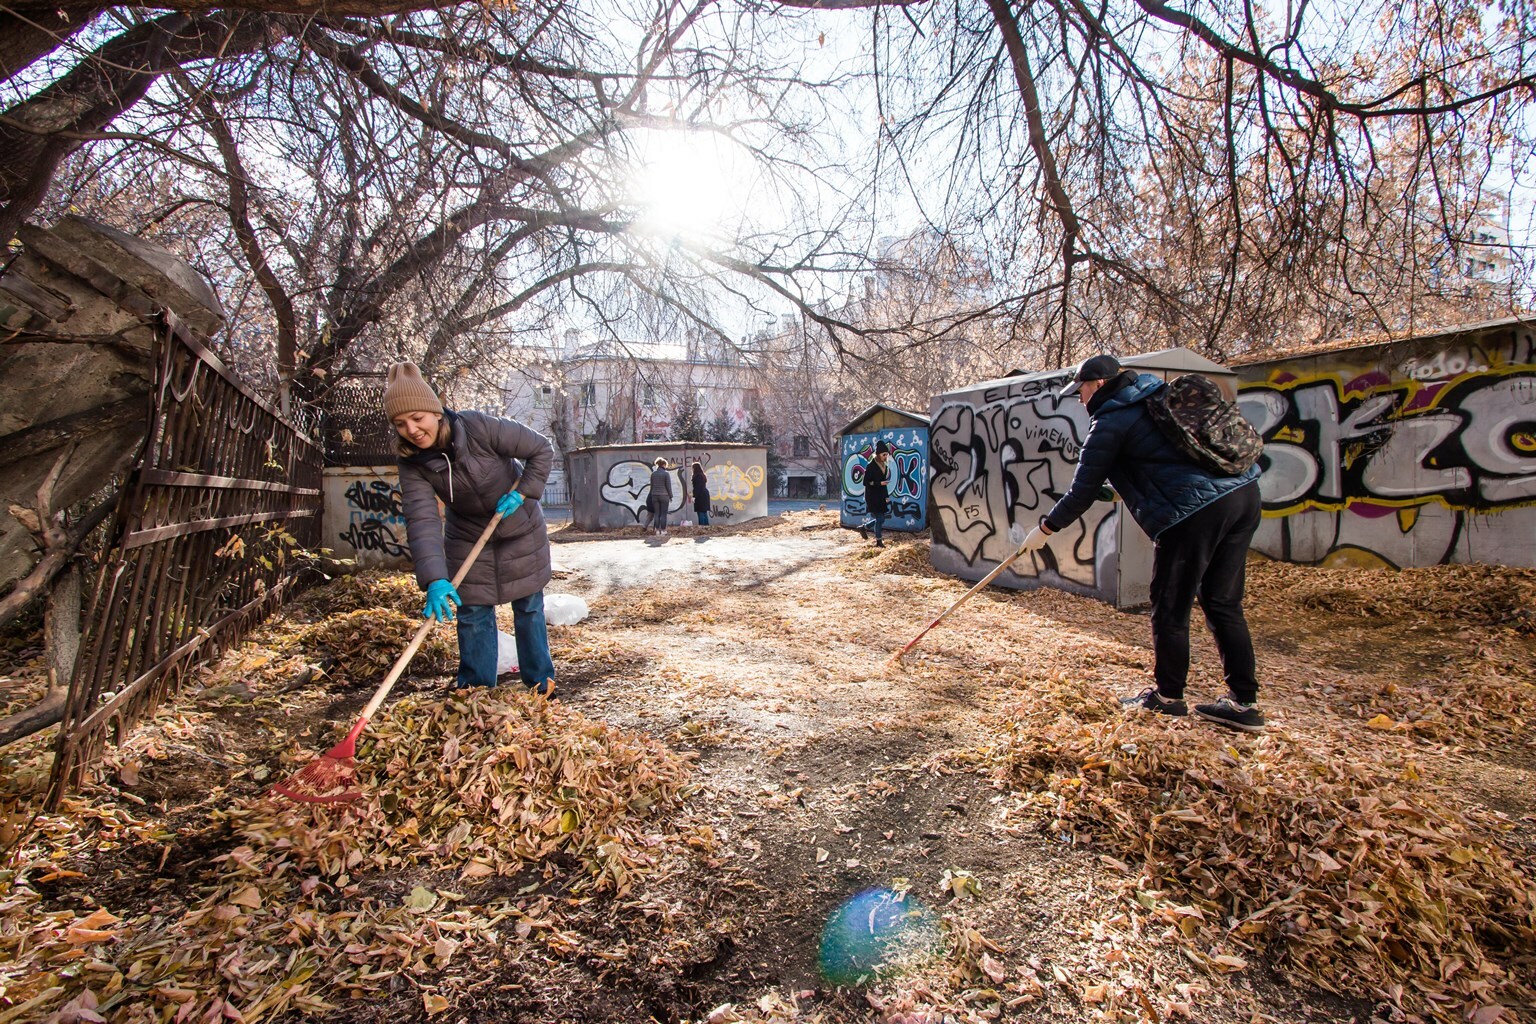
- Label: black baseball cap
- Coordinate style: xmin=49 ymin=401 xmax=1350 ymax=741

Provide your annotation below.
xmin=1057 ymin=354 xmax=1121 ymax=398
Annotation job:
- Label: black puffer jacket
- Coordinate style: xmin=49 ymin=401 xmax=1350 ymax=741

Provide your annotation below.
xmin=398 ymin=410 xmax=553 ymax=605
xmin=1044 ymin=372 xmax=1261 ymax=540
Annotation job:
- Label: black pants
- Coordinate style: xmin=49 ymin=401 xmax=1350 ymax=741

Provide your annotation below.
xmin=1149 ymin=482 xmax=1260 ymax=703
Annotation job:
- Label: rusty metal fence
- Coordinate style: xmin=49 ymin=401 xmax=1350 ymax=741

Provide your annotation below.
xmin=47 ymin=312 xmax=323 ymax=806
xmin=320 ymin=373 xmax=395 ymax=467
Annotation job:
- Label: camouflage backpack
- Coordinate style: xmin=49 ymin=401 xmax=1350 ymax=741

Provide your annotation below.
xmin=1145 ymin=374 xmax=1264 ymax=476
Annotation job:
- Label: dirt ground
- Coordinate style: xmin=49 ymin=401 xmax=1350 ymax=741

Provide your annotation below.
xmin=2 ymin=510 xmax=1534 ymax=1024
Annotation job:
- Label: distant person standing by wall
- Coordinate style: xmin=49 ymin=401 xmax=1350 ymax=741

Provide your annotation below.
xmin=384 ymin=361 xmax=556 ymax=696
xmin=860 ymin=442 xmax=891 ymax=547
xmin=692 ymin=460 xmax=711 ymax=526
xmin=647 ymin=457 xmax=674 ymax=535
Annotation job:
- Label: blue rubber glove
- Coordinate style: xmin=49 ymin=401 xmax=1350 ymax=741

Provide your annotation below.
xmin=496 ymin=490 xmax=525 ymax=518
xmin=423 ymin=579 xmax=461 ymax=622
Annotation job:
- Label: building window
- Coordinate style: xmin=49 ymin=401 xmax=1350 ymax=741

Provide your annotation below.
xmin=579 ymin=382 xmax=597 ymax=408
xmin=793 ymin=435 xmax=810 ymax=457
xmin=642 ymin=383 xmax=657 ymax=407
xmin=534 ymin=385 xmax=553 ymax=408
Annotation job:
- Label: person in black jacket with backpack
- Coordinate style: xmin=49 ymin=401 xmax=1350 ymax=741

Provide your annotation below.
xmin=1014 ymin=355 xmax=1266 ymax=732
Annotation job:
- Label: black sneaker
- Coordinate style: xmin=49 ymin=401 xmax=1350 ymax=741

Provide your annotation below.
xmin=1193 ymin=695 xmax=1265 ymax=733
xmin=856 ymin=521 xmax=870 ymax=540
xmin=1119 ymin=687 xmax=1187 ymax=716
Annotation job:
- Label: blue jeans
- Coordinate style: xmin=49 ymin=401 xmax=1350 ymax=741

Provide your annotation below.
xmin=454 ymin=592 xmax=555 ymax=691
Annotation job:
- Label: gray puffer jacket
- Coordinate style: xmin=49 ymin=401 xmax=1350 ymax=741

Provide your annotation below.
xmin=398 ymin=409 xmax=553 ymax=606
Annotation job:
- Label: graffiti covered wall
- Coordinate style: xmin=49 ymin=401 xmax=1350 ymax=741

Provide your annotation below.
xmin=840 ymin=428 xmax=929 ymax=532
xmin=570 ymin=444 xmax=769 ymax=530
xmin=1236 ymin=322 xmax=1536 ymax=568
xmin=927 ymin=373 xmax=1154 ymax=607
xmin=322 ymin=466 xmax=412 ymax=569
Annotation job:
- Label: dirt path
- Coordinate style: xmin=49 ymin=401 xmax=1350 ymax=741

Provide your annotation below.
xmin=6 ymin=512 xmax=1533 ymax=1024
xmin=531 ymin=521 xmax=1534 ymax=1023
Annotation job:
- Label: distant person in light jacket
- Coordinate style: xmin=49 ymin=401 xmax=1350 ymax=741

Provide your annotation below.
xmin=647 ymin=457 xmax=673 ymax=535
xmin=383 ymin=361 xmax=556 ymax=697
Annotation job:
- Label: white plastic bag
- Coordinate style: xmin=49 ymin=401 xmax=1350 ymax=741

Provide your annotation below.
xmin=544 ymin=593 xmax=590 ymax=626
xmin=496 ymin=629 xmax=518 ymax=676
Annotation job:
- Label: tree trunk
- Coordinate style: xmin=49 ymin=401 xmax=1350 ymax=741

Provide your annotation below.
xmin=0 ymin=688 xmax=66 ymax=747
xmin=0 ymin=562 xmax=84 ymax=749
xmin=46 ymin=563 xmax=81 ymax=691
xmin=0 ymin=11 xmax=284 ymax=245
xmin=0 ymin=491 xmax=114 ymax=630
xmin=0 ymin=7 xmax=97 ymax=85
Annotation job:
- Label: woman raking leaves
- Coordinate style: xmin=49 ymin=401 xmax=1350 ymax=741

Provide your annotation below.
xmin=385 ymin=361 xmax=557 ymax=696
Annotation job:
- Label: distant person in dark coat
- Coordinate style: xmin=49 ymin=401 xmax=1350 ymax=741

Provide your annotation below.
xmin=691 ymin=460 xmax=711 ymax=526
xmin=383 ymin=361 xmax=555 ymax=697
xmin=860 ymin=442 xmax=891 ymax=547
xmin=647 ymin=457 xmax=674 ymax=535
xmin=1016 ymin=354 xmax=1264 ymax=732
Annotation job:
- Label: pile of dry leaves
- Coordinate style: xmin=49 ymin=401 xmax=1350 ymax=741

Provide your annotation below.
xmin=289 ymin=607 xmax=456 ymax=686
xmin=990 ymin=678 xmax=1536 ymax=1024
xmin=0 ymin=689 xmax=704 ymax=1023
xmin=286 ymin=570 xmax=425 ymax=619
xmin=1249 ymin=563 xmax=1536 ymax=634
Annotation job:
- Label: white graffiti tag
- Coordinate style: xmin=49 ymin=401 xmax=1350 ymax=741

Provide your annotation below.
xmin=599 ymin=460 xmax=670 ymax=521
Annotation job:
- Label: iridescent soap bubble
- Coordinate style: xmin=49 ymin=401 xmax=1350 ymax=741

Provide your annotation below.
xmin=817 ymin=887 xmax=942 ymax=987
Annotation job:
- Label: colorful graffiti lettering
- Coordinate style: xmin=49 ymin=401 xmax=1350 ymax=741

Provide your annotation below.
xmin=840 ymin=429 xmax=929 ymax=531
xmin=1238 ymin=369 xmax=1536 ymax=515
xmin=708 ymin=462 xmax=765 ymax=508
xmin=1238 ymin=338 xmax=1536 ymax=568
xmin=927 ymin=394 xmax=1113 ymax=588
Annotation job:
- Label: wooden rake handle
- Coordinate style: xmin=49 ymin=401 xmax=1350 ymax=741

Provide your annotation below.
xmin=888 ymin=543 xmax=1029 ymax=664
xmin=357 ymin=511 xmax=504 ymax=722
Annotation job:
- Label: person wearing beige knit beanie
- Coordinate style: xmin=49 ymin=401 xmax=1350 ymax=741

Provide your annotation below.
xmin=382 ymin=361 xmax=558 ymax=697
xmin=383 ymin=361 xmax=447 ymax=452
